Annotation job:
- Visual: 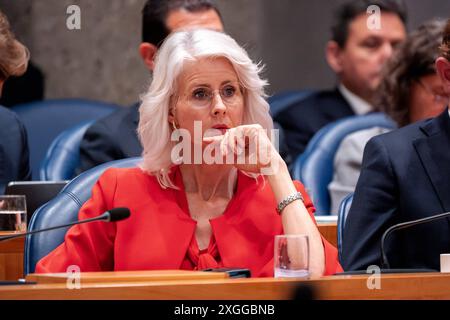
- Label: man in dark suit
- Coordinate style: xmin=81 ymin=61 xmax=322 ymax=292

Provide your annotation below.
xmin=78 ymin=0 xmax=224 ymax=173
xmin=0 ymin=106 xmax=31 ymax=194
xmin=0 ymin=10 xmax=31 ymax=193
xmin=342 ymin=19 xmax=450 ymax=271
xmin=275 ymin=0 xmax=407 ymax=160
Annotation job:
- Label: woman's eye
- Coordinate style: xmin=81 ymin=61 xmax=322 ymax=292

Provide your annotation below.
xmin=222 ymin=86 xmax=236 ymax=97
xmin=193 ymin=89 xmax=209 ymax=100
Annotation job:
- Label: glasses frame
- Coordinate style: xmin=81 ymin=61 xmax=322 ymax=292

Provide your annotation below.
xmin=174 ymin=83 xmax=245 ymax=110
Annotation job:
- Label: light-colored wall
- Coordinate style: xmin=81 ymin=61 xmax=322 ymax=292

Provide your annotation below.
xmin=1 ymin=0 xmax=449 ymax=105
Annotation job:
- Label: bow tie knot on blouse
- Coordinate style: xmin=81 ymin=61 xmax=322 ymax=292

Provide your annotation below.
xmin=184 ymin=236 xmax=223 ymax=270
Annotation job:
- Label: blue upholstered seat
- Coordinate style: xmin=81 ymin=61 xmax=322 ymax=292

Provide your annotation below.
xmin=268 ymin=90 xmax=314 ymax=117
xmin=40 ymin=121 xmax=94 ymax=181
xmin=24 ymin=157 xmax=141 ymax=275
xmin=12 ymin=99 xmax=120 ymax=180
xmin=292 ymin=113 xmax=395 ymax=215
xmin=337 ymin=193 xmax=353 ymax=263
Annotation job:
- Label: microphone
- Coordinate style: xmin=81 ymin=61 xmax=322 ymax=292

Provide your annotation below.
xmin=336 ymin=211 xmax=448 ymax=275
xmin=381 ymin=211 xmax=450 ymax=269
xmin=0 ymin=207 xmax=131 ymax=242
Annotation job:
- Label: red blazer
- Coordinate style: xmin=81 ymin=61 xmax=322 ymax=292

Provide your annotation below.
xmin=36 ymin=167 xmax=342 ymax=277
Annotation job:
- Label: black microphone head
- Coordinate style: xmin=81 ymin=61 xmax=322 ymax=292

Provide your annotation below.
xmin=107 ymin=207 xmax=131 ymax=222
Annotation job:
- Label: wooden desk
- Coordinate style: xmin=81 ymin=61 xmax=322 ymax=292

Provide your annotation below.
xmin=0 ymin=271 xmax=449 ymax=300
xmin=0 ymin=236 xmax=23 ymax=281
xmin=0 ymin=223 xmax=337 ymax=281
xmin=317 ymin=222 xmax=337 ymax=247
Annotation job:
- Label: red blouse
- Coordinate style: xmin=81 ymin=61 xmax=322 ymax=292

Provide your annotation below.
xmin=36 ymin=167 xmax=342 ymax=277
xmin=181 ymin=235 xmax=223 ymax=271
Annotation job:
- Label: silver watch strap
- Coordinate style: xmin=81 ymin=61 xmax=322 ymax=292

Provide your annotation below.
xmin=276 ymin=192 xmax=304 ymax=214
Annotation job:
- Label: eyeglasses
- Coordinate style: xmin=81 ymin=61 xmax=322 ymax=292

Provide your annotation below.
xmin=417 ymin=79 xmax=449 ymax=105
xmin=177 ymin=83 xmax=244 ymax=109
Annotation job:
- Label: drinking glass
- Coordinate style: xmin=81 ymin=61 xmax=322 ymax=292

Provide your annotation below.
xmin=274 ymin=234 xmax=309 ymax=278
xmin=0 ymin=195 xmax=27 ymax=233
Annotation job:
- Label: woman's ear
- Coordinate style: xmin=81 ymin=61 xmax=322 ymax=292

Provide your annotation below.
xmin=139 ymin=42 xmax=158 ymax=71
xmin=168 ymin=107 xmax=176 ymax=127
xmin=436 ymin=57 xmax=450 ymax=95
xmin=326 ymin=40 xmax=344 ymax=74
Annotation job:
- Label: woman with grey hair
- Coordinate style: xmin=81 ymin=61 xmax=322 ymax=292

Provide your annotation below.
xmin=37 ymin=29 xmax=341 ymax=277
xmin=0 ymin=10 xmax=31 ymax=194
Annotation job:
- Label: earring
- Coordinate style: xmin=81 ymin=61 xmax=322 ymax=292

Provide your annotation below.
xmin=170 ymin=105 xmax=178 ymax=130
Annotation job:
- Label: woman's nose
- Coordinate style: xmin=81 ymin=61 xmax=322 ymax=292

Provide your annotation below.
xmin=210 ymin=92 xmax=227 ymax=116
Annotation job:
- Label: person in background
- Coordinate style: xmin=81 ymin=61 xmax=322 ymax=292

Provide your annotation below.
xmin=77 ymin=0 xmax=224 ymax=173
xmin=342 ymin=18 xmax=450 ymax=271
xmin=0 ymin=61 xmax=45 ymax=107
xmin=275 ymin=0 xmax=407 ymax=161
xmin=329 ymin=19 xmax=447 ymax=214
xmin=0 ymin=9 xmax=31 ymax=194
xmin=36 ymin=29 xmax=342 ymax=277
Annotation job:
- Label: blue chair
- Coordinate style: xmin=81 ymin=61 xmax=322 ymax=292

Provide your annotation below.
xmin=24 ymin=157 xmax=141 ymax=275
xmin=292 ymin=113 xmax=396 ymax=215
xmin=337 ymin=193 xmax=353 ymax=263
xmin=39 ymin=121 xmax=94 ymax=181
xmin=12 ymin=99 xmax=120 ymax=180
xmin=268 ymin=90 xmax=314 ymax=118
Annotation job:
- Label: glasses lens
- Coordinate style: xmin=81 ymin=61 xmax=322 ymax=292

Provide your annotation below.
xmin=221 ymin=85 xmax=242 ymax=106
xmin=187 ymin=84 xmax=243 ymax=108
xmin=188 ymin=88 xmax=212 ymax=108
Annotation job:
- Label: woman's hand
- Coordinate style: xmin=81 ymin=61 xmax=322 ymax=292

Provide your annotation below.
xmin=204 ymin=124 xmax=325 ymax=276
xmin=203 ymin=124 xmax=284 ymax=175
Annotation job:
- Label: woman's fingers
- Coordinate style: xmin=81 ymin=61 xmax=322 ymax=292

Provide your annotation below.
xmin=202 ymin=124 xmax=276 ymax=167
xmin=203 ymin=135 xmax=223 ymax=144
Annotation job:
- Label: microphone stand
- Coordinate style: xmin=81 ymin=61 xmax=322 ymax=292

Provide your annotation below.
xmin=380 ymin=211 xmax=450 ymax=270
xmin=337 ymin=212 xmax=450 ymax=275
xmin=0 ymin=213 xmax=110 ymax=242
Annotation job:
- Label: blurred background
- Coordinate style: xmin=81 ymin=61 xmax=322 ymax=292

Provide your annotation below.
xmin=1 ymin=0 xmax=449 ymax=106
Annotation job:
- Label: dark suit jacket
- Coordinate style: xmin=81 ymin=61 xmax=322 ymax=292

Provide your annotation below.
xmin=342 ymin=109 xmax=450 ymax=271
xmin=78 ymin=104 xmax=141 ymax=173
xmin=0 ymin=105 xmax=31 ymax=194
xmin=274 ymin=89 xmax=354 ymax=160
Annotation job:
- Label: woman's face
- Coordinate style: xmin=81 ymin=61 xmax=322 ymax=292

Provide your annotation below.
xmin=409 ymin=74 xmax=449 ymax=123
xmin=170 ymin=57 xmax=245 ymax=143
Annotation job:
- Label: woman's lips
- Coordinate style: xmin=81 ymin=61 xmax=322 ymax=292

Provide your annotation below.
xmin=212 ymin=125 xmax=230 ymax=135
xmin=204 ymin=127 xmax=229 ymax=138
xmin=216 ymin=128 xmax=228 ymax=134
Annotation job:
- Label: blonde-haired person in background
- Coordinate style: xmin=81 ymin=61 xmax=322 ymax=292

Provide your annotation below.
xmin=37 ymin=29 xmax=342 ymax=277
xmin=0 ymin=9 xmax=31 ymax=194
xmin=0 ymin=10 xmax=29 ymax=92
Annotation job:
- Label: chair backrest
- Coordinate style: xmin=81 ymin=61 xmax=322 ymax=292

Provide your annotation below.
xmin=337 ymin=192 xmax=353 ymax=263
xmin=24 ymin=157 xmax=142 ymax=275
xmin=292 ymin=113 xmax=395 ymax=215
xmin=12 ymin=99 xmax=120 ymax=180
xmin=39 ymin=121 xmax=94 ymax=181
xmin=268 ymin=90 xmax=314 ymax=117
